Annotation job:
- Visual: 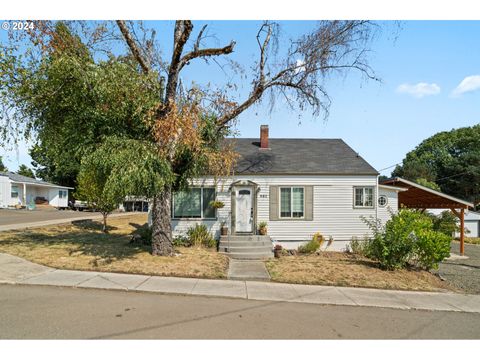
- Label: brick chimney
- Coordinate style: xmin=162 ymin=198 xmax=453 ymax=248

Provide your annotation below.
xmin=260 ymin=125 xmax=269 ymax=149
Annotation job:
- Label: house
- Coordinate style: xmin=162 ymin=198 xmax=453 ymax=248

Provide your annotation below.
xmin=169 ymin=125 xmax=404 ymax=256
xmin=0 ymin=172 xmax=73 ymax=209
xmin=462 ymin=211 xmax=480 ymax=238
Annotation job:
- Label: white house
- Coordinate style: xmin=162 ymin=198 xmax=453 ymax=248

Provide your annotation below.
xmin=0 ymin=172 xmax=73 ymax=209
xmin=463 ymin=211 xmax=480 ymax=238
xmin=167 ymin=125 xmax=404 ymax=256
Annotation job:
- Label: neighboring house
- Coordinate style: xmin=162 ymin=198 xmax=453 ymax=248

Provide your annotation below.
xmin=463 ymin=211 xmax=480 ymax=238
xmin=0 ymin=172 xmax=73 ymax=209
xmin=169 ymin=125 xmax=403 ymax=252
xmin=424 ymin=205 xmax=480 ymax=238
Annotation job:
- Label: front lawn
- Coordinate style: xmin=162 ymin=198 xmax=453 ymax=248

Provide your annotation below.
xmin=266 ymin=252 xmax=456 ymax=292
xmin=0 ymin=214 xmax=228 ymax=279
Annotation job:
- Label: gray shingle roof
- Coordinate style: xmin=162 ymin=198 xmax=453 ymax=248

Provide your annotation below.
xmin=0 ymin=172 xmax=72 ymax=188
xmin=226 ymin=138 xmax=378 ymax=175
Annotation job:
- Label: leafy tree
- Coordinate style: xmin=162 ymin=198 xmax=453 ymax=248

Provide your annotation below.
xmin=2 ymin=20 xmax=383 ymax=255
xmin=0 ymin=156 xmax=7 ymax=172
xmin=1 ymin=22 xmax=160 ymax=187
xmin=393 ymin=125 xmax=480 ymax=207
xmin=16 ymin=164 xmax=35 ymax=178
xmin=415 ymin=178 xmax=441 ymax=191
xmin=77 ymin=137 xmax=174 ymax=232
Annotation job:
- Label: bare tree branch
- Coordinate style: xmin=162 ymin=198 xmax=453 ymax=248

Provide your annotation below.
xmin=178 ymin=41 xmax=235 ymax=71
xmin=163 ymin=20 xmax=194 ymax=104
xmin=116 ymin=20 xmax=151 ymax=74
xmin=216 ymin=20 xmax=379 ymax=126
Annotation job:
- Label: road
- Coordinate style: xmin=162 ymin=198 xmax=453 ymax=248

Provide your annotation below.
xmin=0 ymin=208 xmax=104 ymax=226
xmin=1 ymin=284 xmax=479 ymax=339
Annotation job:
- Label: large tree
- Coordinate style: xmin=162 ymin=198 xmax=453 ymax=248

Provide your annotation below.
xmin=1 ymin=22 xmax=160 ymax=187
xmin=393 ymin=124 xmax=480 ymax=206
xmin=2 ymin=20 xmax=382 ymax=255
xmin=16 ymin=164 xmax=35 ymax=178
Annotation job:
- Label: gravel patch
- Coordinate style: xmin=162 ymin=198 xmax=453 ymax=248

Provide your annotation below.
xmin=436 ymin=242 xmax=480 ymax=294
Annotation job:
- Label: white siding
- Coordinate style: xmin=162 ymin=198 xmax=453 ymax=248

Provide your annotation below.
xmin=171 ymin=175 xmax=394 ymax=251
xmin=377 ymin=187 xmax=400 ymax=226
xmin=465 ymin=221 xmax=479 ymax=238
xmin=0 ymin=175 xmax=10 ymax=208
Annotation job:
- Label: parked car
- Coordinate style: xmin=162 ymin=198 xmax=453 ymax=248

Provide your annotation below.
xmin=69 ymin=200 xmax=95 ymax=212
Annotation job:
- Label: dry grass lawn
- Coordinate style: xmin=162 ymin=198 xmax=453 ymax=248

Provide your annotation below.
xmin=266 ymin=252 xmax=456 ymax=292
xmin=0 ymin=214 xmax=228 ymax=279
xmin=463 ymin=237 xmax=480 ymax=245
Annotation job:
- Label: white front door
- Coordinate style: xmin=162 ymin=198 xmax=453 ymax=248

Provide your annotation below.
xmin=235 ymin=186 xmax=253 ymax=233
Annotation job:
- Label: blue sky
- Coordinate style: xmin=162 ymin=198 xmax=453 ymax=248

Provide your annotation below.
xmin=1 ymin=20 xmax=480 ymax=176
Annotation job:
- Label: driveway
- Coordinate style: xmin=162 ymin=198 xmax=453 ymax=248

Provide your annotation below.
xmin=437 ymin=242 xmax=480 ymax=294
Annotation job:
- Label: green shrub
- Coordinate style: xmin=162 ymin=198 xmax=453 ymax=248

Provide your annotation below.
xmin=362 ymin=209 xmax=452 ymax=270
xmin=298 ymin=232 xmax=324 ymax=254
xmin=429 ymin=210 xmax=459 ymax=237
xmin=186 ymin=224 xmax=216 ymax=248
xmin=172 ymin=235 xmax=192 ymax=247
xmin=413 ymin=229 xmax=451 ymax=270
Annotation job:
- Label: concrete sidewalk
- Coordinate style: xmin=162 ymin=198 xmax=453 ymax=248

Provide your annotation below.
xmin=1 ymin=252 xmax=480 ymax=313
xmin=0 ymin=212 xmax=136 ymax=232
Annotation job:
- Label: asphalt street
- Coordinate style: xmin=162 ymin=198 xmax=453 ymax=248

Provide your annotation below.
xmin=1 ymin=284 xmax=479 ymax=339
xmin=0 ymin=208 xmax=103 ymax=226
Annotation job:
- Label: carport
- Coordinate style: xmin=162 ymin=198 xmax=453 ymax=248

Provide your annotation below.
xmin=381 ymin=177 xmax=475 ymax=256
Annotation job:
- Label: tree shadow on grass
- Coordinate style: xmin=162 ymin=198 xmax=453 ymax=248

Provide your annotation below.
xmin=71 ymin=219 xmax=118 ymax=232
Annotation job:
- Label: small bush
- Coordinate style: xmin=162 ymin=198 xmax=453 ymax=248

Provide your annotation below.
xmin=347 ymin=236 xmax=367 ymax=255
xmin=187 ymin=224 xmax=216 ymax=248
xmin=173 ymin=235 xmax=192 ymax=247
xmin=413 ymin=230 xmax=451 ymax=270
xmin=362 ymin=209 xmax=452 ymax=270
xmin=429 ymin=210 xmax=459 ymax=237
xmin=298 ymin=232 xmax=324 ymax=254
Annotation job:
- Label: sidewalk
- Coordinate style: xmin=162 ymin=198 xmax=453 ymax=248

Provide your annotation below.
xmin=1 ymin=252 xmax=480 ymax=313
xmin=0 ymin=212 xmax=135 ymax=232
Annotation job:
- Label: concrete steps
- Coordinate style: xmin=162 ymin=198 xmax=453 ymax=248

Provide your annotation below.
xmin=219 ymin=235 xmax=273 ymax=260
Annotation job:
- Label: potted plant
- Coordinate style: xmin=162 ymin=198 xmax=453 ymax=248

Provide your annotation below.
xmin=258 ymin=221 xmax=268 ymax=235
xmin=209 ymin=200 xmax=225 ymax=209
xmin=220 ymin=221 xmax=228 ymax=236
xmin=274 ymin=244 xmax=283 ymax=258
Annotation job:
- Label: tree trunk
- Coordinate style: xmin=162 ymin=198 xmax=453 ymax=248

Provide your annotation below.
xmin=151 ymin=187 xmax=175 ymax=256
xmin=102 ymin=213 xmax=108 ymax=233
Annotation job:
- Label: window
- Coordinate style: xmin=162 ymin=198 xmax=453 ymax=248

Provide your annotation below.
xmin=11 ymin=185 xmax=19 ymax=198
xmin=59 ymin=190 xmax=67 ymax=199
xmin=173 ymin=187 xmax=216 ymax=219
xmin=378 ymin=195 xmax=388 ymax=207
xmin=280 ymin=187 xmax=304 ymax=218
xmin=354 ymin=187 xmax=374 ymax=208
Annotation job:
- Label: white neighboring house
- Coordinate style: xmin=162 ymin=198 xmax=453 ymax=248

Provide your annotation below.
xmin=428 ymin=209 xmax=480 ymax=238
xmin=163 ymin=125 xmax=404 ymax=252
xmin=462 ymin=211 xmax=480 ymax=238
xmin=0 ymin=172 xmax=73 ymax=209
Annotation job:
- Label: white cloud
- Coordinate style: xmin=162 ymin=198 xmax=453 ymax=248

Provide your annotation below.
xmin=396 ymin=82 xmax=441 ymax=98
xmin=451 ymin=75 xmax=480 ymax=97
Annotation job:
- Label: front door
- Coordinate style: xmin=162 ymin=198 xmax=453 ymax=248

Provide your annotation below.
xmin=235 ymin=186 xmax=253 ymax=233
